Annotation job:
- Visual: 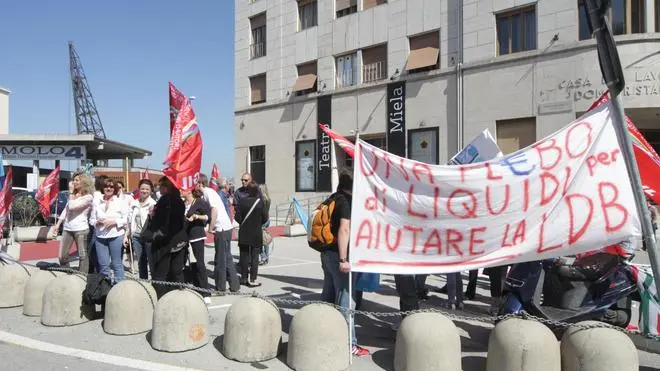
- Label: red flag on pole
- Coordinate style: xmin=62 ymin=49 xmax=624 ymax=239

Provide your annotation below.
xmin=319 ymin=123 xmax=355 ymax=158
xmin=35 ymin=166 xmax=60 ymax=219
xmin=210 ymin=163 xmax=220 ymax=191
xmin=140 ymin=167 xmax=150 ymax=180
xmin=587 ymin=91 xmax=660 ymax=204
xmin=164 ymin=83 xmax=203 ymax=191
xmin=169 ymin=82 xmax=186 ymax=135
xmin=0 ymin=167 xmax=13 ymax=229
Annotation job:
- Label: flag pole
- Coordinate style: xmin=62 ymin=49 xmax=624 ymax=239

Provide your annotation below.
xmin=347 ymin=131 xmax=360 ymax=364
xmin=585 ymin=0 xmax=660 ymax=292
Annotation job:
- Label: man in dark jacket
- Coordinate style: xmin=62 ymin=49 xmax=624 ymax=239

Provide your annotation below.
xmin=233 ymin=172 xmax=263 ymax=215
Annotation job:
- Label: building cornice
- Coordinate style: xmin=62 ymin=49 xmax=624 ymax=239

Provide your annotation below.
xmin=234 ymin=34 xmax=660 ymax=115
xmin=0 ymin=87 xmax=11 ymax=95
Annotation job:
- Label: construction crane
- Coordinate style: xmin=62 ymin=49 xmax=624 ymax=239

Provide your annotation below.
xmin=69 ymin=41 xmax=107 ymax=139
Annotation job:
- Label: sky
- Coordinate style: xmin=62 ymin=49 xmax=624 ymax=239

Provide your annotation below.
xmin=0 ymin=1 xmax=235 ymax=178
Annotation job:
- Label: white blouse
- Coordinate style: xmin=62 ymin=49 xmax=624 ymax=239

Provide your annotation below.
xmin=90 ymin=196 xmax=130 ymax=239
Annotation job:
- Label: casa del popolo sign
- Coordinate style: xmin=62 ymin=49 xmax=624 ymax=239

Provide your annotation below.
xmin=554 ymin=69 xmax=660 ymax=102
xmin=0 ymin=144 xmax=87 ymax=160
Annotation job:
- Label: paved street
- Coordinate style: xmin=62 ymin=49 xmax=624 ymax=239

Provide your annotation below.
xmin=1 ymin=236 xmax=659 ymax=370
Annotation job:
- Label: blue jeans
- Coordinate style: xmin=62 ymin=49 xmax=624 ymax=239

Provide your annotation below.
xmin=320 ymin=250 xmax=357 ymax=346
xmin=131 ymin=235 xmax=152 ymax=280
xmin=214 ymin=230 xmax=239 ymax=291
xmin=96 ymin=236 xmax=124 ymax=283
xmin=260 ymin=221 xmax=271 ymax=263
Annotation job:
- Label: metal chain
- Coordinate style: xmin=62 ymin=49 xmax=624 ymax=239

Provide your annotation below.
xmin=6 ymin=258 xmax=660 ymax=342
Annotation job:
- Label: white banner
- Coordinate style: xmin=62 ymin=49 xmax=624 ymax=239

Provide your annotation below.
xmin=349 ymin=102 xmax=642 ymax=274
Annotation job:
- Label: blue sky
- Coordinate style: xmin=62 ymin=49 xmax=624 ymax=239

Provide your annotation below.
xmin=0 ymin=1 xmax=235 ymax=178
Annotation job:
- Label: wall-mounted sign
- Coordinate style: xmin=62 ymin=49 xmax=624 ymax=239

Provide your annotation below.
xmin=0 ymin=145 xmax=86 ymax=160
xmin=317 ymin=95 xmax=332 ymax=192
xmin=387 ymin=81 xmax=406 ymax=157
xmin=550 ymin=69 xmax=660 ymax=103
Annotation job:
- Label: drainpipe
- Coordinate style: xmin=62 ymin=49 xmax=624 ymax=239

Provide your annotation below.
xmin=456 ymin=0 xmax=464 ymax=152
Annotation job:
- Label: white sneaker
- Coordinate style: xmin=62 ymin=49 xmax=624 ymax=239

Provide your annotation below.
xmin=204 ymin=297 xmax=212 ymax=305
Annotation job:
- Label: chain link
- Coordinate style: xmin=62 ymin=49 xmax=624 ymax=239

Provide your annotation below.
xmin=6 ymin=257 xmax=660 ymax=343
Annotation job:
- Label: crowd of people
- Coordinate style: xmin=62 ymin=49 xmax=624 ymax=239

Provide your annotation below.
xmin=53 ymin=171 xmax=273 ymax=303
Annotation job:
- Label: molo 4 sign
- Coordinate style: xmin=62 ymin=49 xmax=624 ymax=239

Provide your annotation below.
xmin=349 ymin=102 xmax=641 ymax=275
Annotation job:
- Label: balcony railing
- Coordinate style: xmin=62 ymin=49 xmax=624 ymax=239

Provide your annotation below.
xmin=250 ymin=41 xmax=266 ymax=59
xmin=362 ymin=60 xmax=386 ymax=83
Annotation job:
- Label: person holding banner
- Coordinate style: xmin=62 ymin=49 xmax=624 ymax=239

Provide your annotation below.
xmin=319 ymin=172 xmax=370 ymax=357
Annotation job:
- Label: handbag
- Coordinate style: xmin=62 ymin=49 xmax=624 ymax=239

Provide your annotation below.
xmin=262 ymin=228 xmax=273 ymax=246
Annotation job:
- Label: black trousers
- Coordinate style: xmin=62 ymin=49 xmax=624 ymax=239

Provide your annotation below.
xmin=394 ymin=275 xmax=420 ymax=313
xmin=152 ymin=247 xmax=186 ymax=299
xmin=465 ymin=270 xmax=478 ymax=297
xmin=238 ymin=244 xmax=260 ymax=282
xmin=487 ymin=265 xmax=508 ymax=298
xmin=189 ymin=239 xmax=209 ymax=293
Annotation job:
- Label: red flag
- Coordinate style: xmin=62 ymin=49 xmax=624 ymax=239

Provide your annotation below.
xmin=35 ymin=166 xmax=60 ymax=219
xmin=587 ymin=91 xmax=660 ymax=204
xmin=169 ymin=82 xmax=186 ymax=135
xmin=140 ymin=167 xmax=150 ymax=180
xmin=163 ymin=83 xmax=203 ymax=191
xmin=319 ymin=123 xmax=355 ymax=158
xmin=0 ymin=167 xmax=13 ymax=229
xmin=210 ymin=163 xmax=220 ymax=191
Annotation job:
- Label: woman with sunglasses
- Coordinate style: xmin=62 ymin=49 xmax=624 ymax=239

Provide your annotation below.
xmin=90 ymin=178 xmax=130 ymax=283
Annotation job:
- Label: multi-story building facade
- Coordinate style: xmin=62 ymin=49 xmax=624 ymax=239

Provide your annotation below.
xmin=234 ymin=0 xmax=660 ymax=206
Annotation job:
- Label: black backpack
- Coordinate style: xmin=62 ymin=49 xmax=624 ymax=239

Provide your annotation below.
xmin=82 ymin=273 xmax=113 ymax=306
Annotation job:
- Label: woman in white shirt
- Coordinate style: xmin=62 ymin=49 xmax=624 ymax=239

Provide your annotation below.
xmin=53 ymin=172 xmax=94 ymax=273
xmin=125 ymin=179 xmax=157 ymax=279
xmin=90 ymin=177 xmax=130 ymax=283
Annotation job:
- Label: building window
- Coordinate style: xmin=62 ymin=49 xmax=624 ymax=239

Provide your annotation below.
xmin=249 ymin=145 xmax=266 ymax=185
xmin=363 ymin=0 xmax=387 ymax=10
xmin=250 ymin=13 xmax=267 ymax=59
xmin=296 ymin=141 xmax=316 ymax=191
xmin=405 ymin=31 xmax=440 ymax=73
xmin=336 ymin=0 xmax=357 ymax=18
xmin=657 ymin=0 xmax=660 ymax=31
xmin=578 ymin=0 xmax=645 ymax=40
xmin=496 ymin=117 xmax=537 ymax=155
xmin=250 ymin=74 xmax=266 ymax=105
xmin=362 ymin=44 xmax=387 ymax=83
xmin=345 ymin=136 xmax=386 ymax=167
xmin=496 ymin=6 xmax=537 ymax=55
xmin=408 ymin=128 xmax=439 ymax=164
xmin=336 ymin=53 xmax=358 ymax=88
xmin=298 ymin=0 xmax=317 ymax=30
xmin=292 ymin=61 xmax=318 ymax=96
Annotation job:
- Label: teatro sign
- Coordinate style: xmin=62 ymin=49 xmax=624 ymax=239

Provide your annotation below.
xmin=0 ymin=145 xmax=87 ymax=160
xmin=556 ymin=70 xmax=660 ymax=102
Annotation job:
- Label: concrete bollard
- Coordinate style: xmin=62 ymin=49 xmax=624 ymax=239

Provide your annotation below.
xmin=41 ymin=273 xmax=94 ymax=326
xmin=222 ymin=296 xmax=282 ymax=362
xmin=150 ymin=289 xmax=209 ymax=352
xmin=561 ymin=321 xmax=638 ymax=371
xmin=394 ymin=313 xmax=462 ymax=371
xmin=104 ymin=280 xmax=157 ymax=335
xmin=287 ymin=303 xmax=349 ymax=371
xmin=23 ymin=270 xmax=63 ymax=316
xmin=0 ymin=262 xmax=33 ymax=308
xmin=486 ymin=318 xmax=560 ymax=371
